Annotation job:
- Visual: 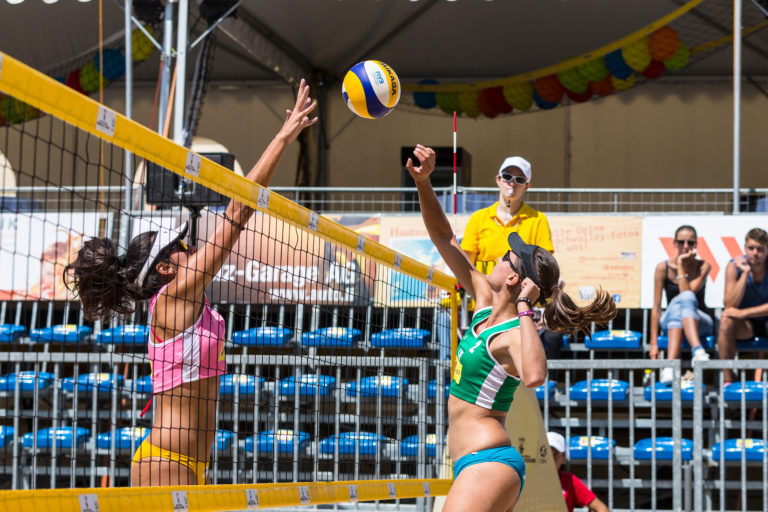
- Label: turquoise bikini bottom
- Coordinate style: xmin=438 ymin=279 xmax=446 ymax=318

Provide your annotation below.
xmin=452 ymin=445 xmax=526 ymax=498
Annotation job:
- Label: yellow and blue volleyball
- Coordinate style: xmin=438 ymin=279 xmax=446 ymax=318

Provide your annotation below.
xmin=342 ymin=60 xmax=400 ymax=119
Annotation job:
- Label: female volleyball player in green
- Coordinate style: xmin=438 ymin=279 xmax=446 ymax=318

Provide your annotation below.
xmin=65 ymin=80 xmax=317 ymax=486
xmin=406 ymin=144 xmax=616 ymax=511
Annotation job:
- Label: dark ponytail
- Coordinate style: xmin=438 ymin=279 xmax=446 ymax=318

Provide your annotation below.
xmin=531 ymin=248 xmax=617 ymax=336
xmin=63 ymin=231 xmax=172 ymax=322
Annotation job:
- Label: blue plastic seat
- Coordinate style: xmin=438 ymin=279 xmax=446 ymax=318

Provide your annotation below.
xmin=22 ymin=427 xmax=90 ymax=449
xmin=427 ymin=380 xmax=450 ymax=400
xmin=536 ymin=380 xmax=557 ymax=400
xmin=736 ymin=337 xmax=768 ymax=351
xmin=370 ymin=328 xmax=430 ymax=348
xmin=96 ymin=325 xmax=149 ymax=345
xmin=215 ymin=430 xmax=235 ymax=452
xmin=279 ymin=374 xmax=336 ymax=397
xmin=0 ymin=324 xmax=25 ymax=342
xmin=232 ymin=326 xmax=292 ymax=347
xmin=634 ymin=437 xmax=693 ymax=461
xmin=569 ymin=436 xmax=615 ymax=460
xmin=133 ymin=375 xmax=153 ymax=394
xmin=96 ymin=427 xmax=149 ymax=450
xmin=657 ymin=332 xmax=714 ymax=351
xmin=400 ymin=434 xmax=437 ymax=457
xmin=0 ymin=426 xmax=14 ymax=448
xmin=570 ymin=379 xmax=629 ymax=401
xmin=711 ymin=439 xmax=767 ymax=461
xmin=319 ymin=432 xmax=387 ymax=456
xmin=644 ymin=381 xmax=705 ymax=402
xmin=244 ymin=430 xmax=310 ymax=454
xmin=0 ymin=371 xmax=55 ymax=392
xmin=723 ymin=381 xmax=768 ymax=401
xmin=301 ymin=327 xmax=362 ymax=348
xmin=346 ymin=376 xmax=408 ymax=398
xmin=219 ymin=374 xmax=263 ymax=397
xmin=586 ymin=330 xmax=642 ymax=350
xmin=30 ymin=324 xmax=92 ymax=343
xmin=62 ymin=373 xmax=124 ymax=394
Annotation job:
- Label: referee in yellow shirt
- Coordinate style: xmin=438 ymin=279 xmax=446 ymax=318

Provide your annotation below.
xmin=461 ymin=156 xmax=554 ymax=275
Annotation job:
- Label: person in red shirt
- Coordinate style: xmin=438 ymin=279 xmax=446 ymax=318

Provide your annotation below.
xmin=547 ymin=432 xmax=610 ymax=512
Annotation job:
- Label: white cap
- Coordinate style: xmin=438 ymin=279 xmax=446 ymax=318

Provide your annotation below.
xmin=498 ymin=156 xmax=532 ymax=182
xmin=135 ymin=221 xmax=189 ymax=287
xmin=547 ymin=432 xmax=566 ymax=454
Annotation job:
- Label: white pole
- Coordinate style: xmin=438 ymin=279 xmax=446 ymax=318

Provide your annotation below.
xmin=453 ymin=112 xmax=457 ymax=232
xmin=158 ymin=2 xmax=174 ymax=134
xmin=120 ymin=0 xmax=133 ymax=251
xmin=174 ymin=0 xmax=189 ymax=145
xmin=733 ymin=0 xmax=742 ymax=213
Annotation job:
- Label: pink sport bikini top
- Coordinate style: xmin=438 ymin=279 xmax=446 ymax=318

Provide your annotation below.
xmin=147 ymin=284 xmax=227 ymax=393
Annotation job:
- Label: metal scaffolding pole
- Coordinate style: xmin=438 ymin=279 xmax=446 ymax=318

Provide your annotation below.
xmin=733 ymin=0 xmax=742 ymax=213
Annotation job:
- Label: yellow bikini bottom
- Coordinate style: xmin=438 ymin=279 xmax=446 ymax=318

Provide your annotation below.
xmin=131 ymin=438 xmax=208 ymax=485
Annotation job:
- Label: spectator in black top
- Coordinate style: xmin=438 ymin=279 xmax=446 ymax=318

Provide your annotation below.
xmin=649 ymin=225 xmax=712 ymax=384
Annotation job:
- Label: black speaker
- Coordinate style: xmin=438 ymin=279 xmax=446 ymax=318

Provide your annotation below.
xmin=145 ymin=152 xmax=234 ymax=208
xmin=400 ymin=146 xmax=471 ymax=211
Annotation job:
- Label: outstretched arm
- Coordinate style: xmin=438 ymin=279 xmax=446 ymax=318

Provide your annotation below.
xmin=406 ymin=145 xmax=490 ymax=303
xmin=175 ymin=79 xmax=318 ymax=299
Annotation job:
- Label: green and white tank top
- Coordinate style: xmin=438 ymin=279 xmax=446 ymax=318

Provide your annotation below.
xmin=450 ymin=307 xmax=521 ymax=411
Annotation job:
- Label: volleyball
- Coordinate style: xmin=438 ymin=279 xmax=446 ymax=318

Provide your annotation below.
xmin=342 ymin=60 xmax=400 ymax=119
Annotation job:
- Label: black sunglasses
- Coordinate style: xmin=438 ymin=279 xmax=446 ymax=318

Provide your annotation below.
xmin=501 ymin=251 xmax=523 ymax=276
xmin=500 ymin=173 xmax=528 ymax=185
xmin=674 ymin=239 xmax=696 ymax=247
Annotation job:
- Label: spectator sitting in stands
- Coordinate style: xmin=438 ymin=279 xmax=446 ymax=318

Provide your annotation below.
xmin=649 ymin=225 xmax=712 ymax=385
xmin=718 ymin=227 xmax=768 ymax=385
xmin=547 ymin=432 xmax=610 ymax=512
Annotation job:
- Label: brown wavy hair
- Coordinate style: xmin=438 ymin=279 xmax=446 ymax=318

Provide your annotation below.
xmin=63 ymin=232 xmax=173 ymax=322
xmin=531 ymin=248 xmax=617 ymax=336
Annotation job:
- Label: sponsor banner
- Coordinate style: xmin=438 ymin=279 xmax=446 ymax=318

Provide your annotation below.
xmin=378 ymin=215 xmax=471 ymax=306
xmin=641 ymin=215 xmax=768 ymax=309
xmin=196 ymin=213 xmax=379 ymax=304
xmin=549 ymin=216 xmax=643 ymax=308
xmin=0 ymin=212 xmax=112 ymax=300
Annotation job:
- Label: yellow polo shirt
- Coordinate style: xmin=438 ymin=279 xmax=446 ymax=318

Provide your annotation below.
xmin=460 ymin=202 xmax=554 ymax=275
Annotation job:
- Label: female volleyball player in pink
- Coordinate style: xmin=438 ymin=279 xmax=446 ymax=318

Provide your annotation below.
xmin=406 ymin=144 xmax=616 ymax=511
xmin=64 ymin=80 xmax=317 ymax=486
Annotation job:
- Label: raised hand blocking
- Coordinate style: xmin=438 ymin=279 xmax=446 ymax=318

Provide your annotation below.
xmin=279 ymin=78 xmax=319 ymax=144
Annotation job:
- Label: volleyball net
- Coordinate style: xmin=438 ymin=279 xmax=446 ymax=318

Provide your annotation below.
xmin=0 ymin=52 xmax=458 ymax=508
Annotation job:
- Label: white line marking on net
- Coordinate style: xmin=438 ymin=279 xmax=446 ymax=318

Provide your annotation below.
xmin=394 ymin=253 xmax=402 ymax=269
xmin=172 ymin=491 xmax=188 ymax=512
xmin=356 ymin=235 xmax=366 ymax=252
xmin=257 ymin=188 xmax=271 ymax=209
xmin=78 ymin=494 xmax=99 ymax=512
xmin=185 ymin=152 xmax=201 ymax=178
xmin=387 ymin=482 xmax=397 ymax=498
xmin=95 ymin=106 xmax=116 ymax=137
xmin=245 ymin=489 xmax=259 ymax=508
xmin=308 ymin=212 xmax=319 ymax=231
xmin=348 ymin=484 xmax=359 ymax=501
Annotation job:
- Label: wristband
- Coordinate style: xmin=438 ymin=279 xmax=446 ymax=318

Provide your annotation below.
xmin=516 ymin=297 xmax=533 ymax=308
xmin=518 ymin=310 xmax=536 ymax=319
xmin=676 ymin=274 xmax=689 ymax=281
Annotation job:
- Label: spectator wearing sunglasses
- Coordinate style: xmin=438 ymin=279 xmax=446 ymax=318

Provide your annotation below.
xmin=718 ymin=228 xmax=768 ymax=384
xmin=460 ymin=156 xmax=554 ymax=276
xmin=649 ymin=225 xmax=712 ymax=384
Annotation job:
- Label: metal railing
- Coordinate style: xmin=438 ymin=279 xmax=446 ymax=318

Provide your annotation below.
xmin=3 ymin=186 xmax=768 ymax=215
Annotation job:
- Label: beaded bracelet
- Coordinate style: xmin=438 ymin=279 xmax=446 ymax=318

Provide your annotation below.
xmin=518 ymin=310 xmax=536 ymax=319
xmin=516 ymin=297 xmax=533 ymax=308
xmin=223 ymin=213 xmax=246 ymax=232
